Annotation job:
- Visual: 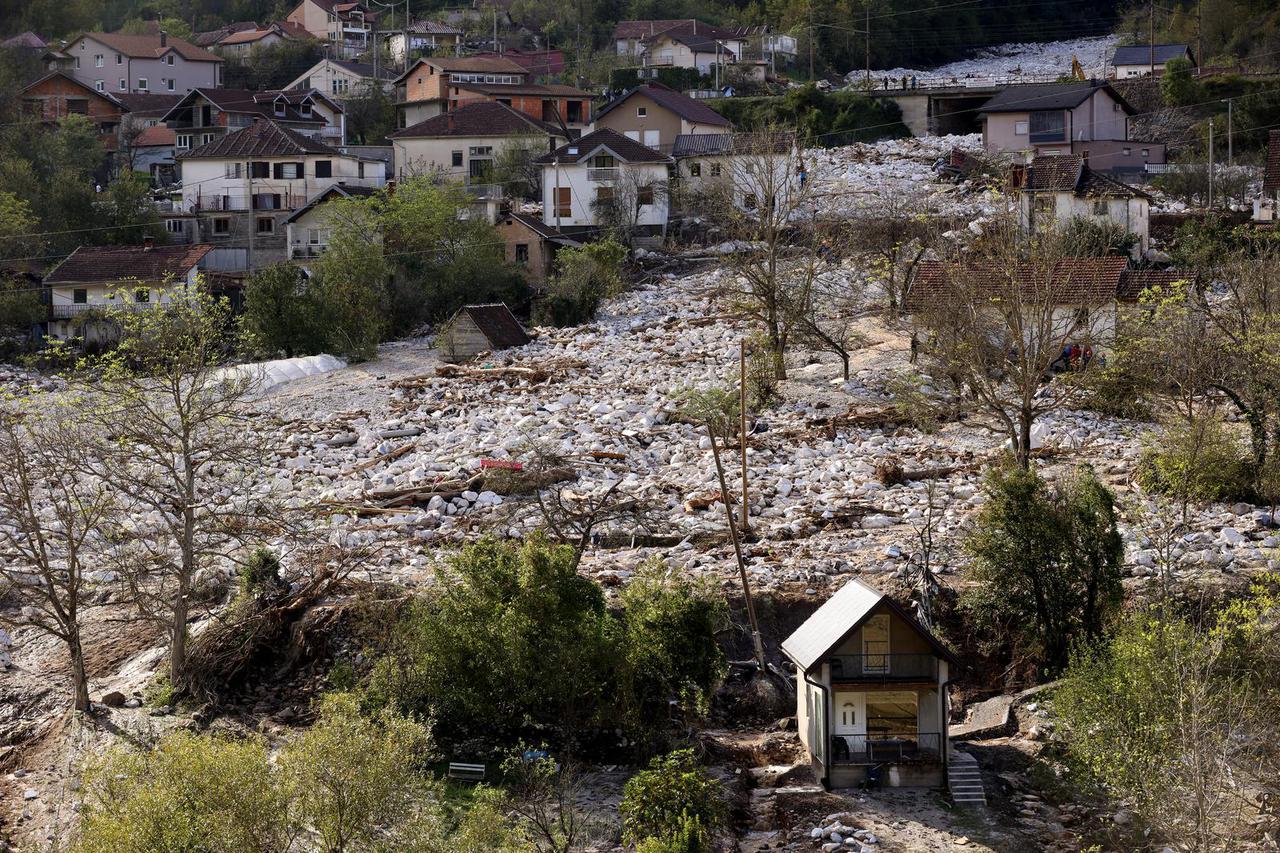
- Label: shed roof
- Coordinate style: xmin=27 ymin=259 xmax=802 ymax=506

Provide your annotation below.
xmin=535 ymin=127 xmax=672 ymax=164
xmin=781 ymin=578 xmax=958 ymax=672
xmin=452 ymin=303 xmax=531 ymax=349
xmin=1111 ymin=43 xmax=1193 ymax=66
xmin=45 ymin=244 xmax=213 ymax=284
xmin=978 ymin=81 xmax=1133 ymax=115
xmin=1022 ymin=154 xmax=1149 ymax=199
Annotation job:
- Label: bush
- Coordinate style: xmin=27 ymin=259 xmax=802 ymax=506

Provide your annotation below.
xmin=365 ymin=538 xmax=725 ymax=753
xmin=1160 ymin=56 xmax=1201 ymax=107
xmin=962 ymin=463 xmax=1123 ymax=675
xmin=707 ymin=86 xmax=909 ymax=146
xmin=238 ymin=547 xmax=283 ymax=598
xmin=1135 ymin=415 xmax=1254 ymax=503
xmin=1055 ymin=216 xmax=1139 ymax=257
xmin=242 ymin=263 xmax=328 ymax=358
xmin=620 ymin=750 xmax=724 ymax=850
xmin=533 ymin=239 xmax=628 ymax=327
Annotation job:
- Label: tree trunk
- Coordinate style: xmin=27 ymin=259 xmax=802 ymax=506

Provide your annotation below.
xmin=1017 ymin=412 xmax=1033 ymax=469
xmin=68 ymin=629 xmax=90 ymax=712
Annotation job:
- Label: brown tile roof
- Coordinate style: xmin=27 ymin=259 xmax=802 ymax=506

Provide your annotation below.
xmin=219 ymin=28 xmax=284 ymax=45
xmin=192 ymin=21 xmax=259 ymax=46
xmin=906 ymin=256 xmax=1131 ymax=311
xmin=113 ymin=92 xmax=183 ymax=116
xmin=1022 ymin=154 xmax=1148 ymax=199
xmin=133 ymin=125 xmax=176 ymax=146
xmin=163 ymin=88 xmax=332 ymax=126
xmin=1117 ymin=268 xmax=1190 ymax=302
xmin=455 ymin=303 xmax=530 ymax=348
xmin=389 ymin=101 xmax=560 ymax=138
xmin=1265 ymin=130 xmax=1280 ymax=194
xmin=394 ymin=55 xmax=527 ymax=83
xmin=535 ymin=127 xmax=672 ymax=164
xmin=179 ymin=119 xmax=339 ymax=158
xmin=45 ymin=244 xmax=213 ymax=284
xmin=81 ymin=31 xmax=224 ymax=63
xmin=595 ymin=83 xmax=732 ymax=128
xmin=451 ymin=81 xmax=590 ymax=98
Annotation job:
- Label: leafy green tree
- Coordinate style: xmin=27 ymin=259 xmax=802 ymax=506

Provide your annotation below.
xmin=343 ymin=84 xmax=398 ymax=145
xmin=620 ymin=750 xmax=724 ymax=852
xmin=533 ymin=238 xmax=627 ymax=327
xmin=311 ymin=194 xmax=388 ymax=359
xmin=962 ymin=463 xmax=1123 ymax=675
xmin=1055 ymin=216 xmax=1139 ymax=257
xmin=1160 ymin=56 xmax=1201 ymax=107
xmin=101 ymin=169 xmax=163 ymax=245
xmin=242 ymin=262 xmax=328 ymax=357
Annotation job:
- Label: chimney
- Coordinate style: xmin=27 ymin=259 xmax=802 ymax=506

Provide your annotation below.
xmin=143 ymin=236 xmax=155 ymax=251
xmin=446 ymin=112 xmax=454 ymax=132
xmin=160 ymin=30 xmax=167 ymax=47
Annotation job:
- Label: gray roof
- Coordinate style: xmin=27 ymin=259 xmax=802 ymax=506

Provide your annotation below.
xmin=535 ymin=127 xmax=672 ymax=165
xmin=1111 ymin=44 xmax=1193 ymax=66
xmin=978 ymin=81 xmax=1134 ymax=116
xmin=780 ymin=578 xmax=959 ymax=673
xmin=595 ymin=82 xmax=732 ymax=128
xmin=454 ymin=303 xmax=530 ymax=349
xmin=671 ymin=131 xmax=793 ymax=157
xmin=283 ymin=184 xmax=378 ymax=224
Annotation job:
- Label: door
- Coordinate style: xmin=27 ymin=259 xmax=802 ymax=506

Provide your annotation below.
xmin=642 ymin=129 xmax=660 ymax=147
xmin=832 ymin=691 xmax=866 ymax=759
xmin=863 ymin=614 xmax=890 ymax=674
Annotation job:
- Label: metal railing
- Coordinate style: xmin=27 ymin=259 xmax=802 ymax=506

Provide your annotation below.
xmin=827 ymin=654 xmax=938 ymax=681
xmin=51 ymin=302 xmax=156 ymax=319
xmin=291 ymin=245 xmax=327 ymax=258
xmin=587 ymin=167 xmax=619 ymax=182
xmin=831 ymin=732 xmax=943 ymax=764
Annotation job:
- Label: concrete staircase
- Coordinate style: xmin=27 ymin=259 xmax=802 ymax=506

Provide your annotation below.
xmin=948 ymin=750 xmax=987 ymax=807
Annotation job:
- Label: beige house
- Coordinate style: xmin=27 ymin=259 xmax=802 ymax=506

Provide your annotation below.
xmin=42 ymin=242 xmax=213 ymax=341
xmin=65 ymin=30 xmax=223 ymax=95
xmin=286 ymin=0 xmax=376 ymax=58
xmin=389 ymin=101 xmax=566 ymax=184
xmin=978 ymin=81 xmax=1164 ymax=174
xmin=1015 ymin=154 xmax=1150 ymax=256
xmin=285 ymin=58 xmax=397 ymax=99
xmin=592 ymin=83 xmax=731 ymax=152
xmin=783 ymin=579 xmax=962 ymax=792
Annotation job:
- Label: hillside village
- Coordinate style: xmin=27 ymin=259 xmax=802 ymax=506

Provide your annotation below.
xmin=2 ymin=2 xmax=1280 ymax=851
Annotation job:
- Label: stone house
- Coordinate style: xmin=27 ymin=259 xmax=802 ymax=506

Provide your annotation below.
xmin=19 ymin=71 xmax=127 ymax=151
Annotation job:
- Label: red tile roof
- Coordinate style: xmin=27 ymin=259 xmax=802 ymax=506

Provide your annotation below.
xmin=907 ymin=256 xmax=1131 ymax=311
xmin=79 ymin=31 xmax=223 ymax=63
xmin=45 ymin=244 xmax=213 ymax=284
xmin=1117 ymin=269 xmax=1190 ymax=302
xmin=133 ymin=125 xmax=176 ymax=146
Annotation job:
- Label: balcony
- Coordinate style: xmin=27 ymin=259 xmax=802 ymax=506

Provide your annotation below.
xmin=291 ymin=244 xmax=327 ymax=258
xmin=587 ymin=167 xmax=619 ymax=182
xmin=827 ymin=654 xmax=939 ymax=682
xmin=51 ymin=302 xmax=155 ymax=319
xmin=831 ymin=732 xmax=943 ymax=764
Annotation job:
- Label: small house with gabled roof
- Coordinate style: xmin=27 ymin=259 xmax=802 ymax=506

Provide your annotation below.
xmin=1109 ymin=43 xmax=1195 ymax=79
xmin=782 ymin=578 xmax=959 ymax=789
xmin=1014 ymin=154 xmax=1150 ymax=255
xmin=593 ymin=83 xmax=732 ymax=152
xmin=436 ymin=303 xmax=531 ymax=362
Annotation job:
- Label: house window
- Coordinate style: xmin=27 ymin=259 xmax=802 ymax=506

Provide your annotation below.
xmin=73 ymin=288 xmax=87 ymax=304
xmin=167 ymin=79 xmax=175 ymax=92
xmin=1014 ymin=120 xmax=1028 ymax=135
xmin=1092 ymin=199 xmax=1108 ymax=215
xmin=300 ymin=103 xmax=312 ymax=117
xmin=250 ymin=161 xmax=270 ymax=178
xmin=710 ymin=163 xmax=721 ymax=177
xmin=94 ymin=54 xmax=103 ymax=67
xmin=134 ymin=288 xmax=150 ymax=303
xmin=743 ymin=193 xmax=758 ymax=209
xmin=637 ymin=185 xmax=654 ymax=206
xmin=452 ymin=151 xmax=463 ymax=167
xmin=95 ymin=80 xmax=104 ymax=92
xmin=358 ymin=162 xmax=365 ymax=178
xmin=1141 ymin=148 xmax=1150 ymax=157
xmin=1029 ymin=110 xmax=1065 ymax=143
xmin=274 ymin=101 xmax=285 ymax=116
xmin=555 ymin=187 xmax=571 ymax=218
xmin=118 ymin=78 xmax=126 ymax=90
xmin=226 ymin=162 xmax=243 ymax=178
xmin=116 ymin=54 xmax=122 ymax=64
xmin=515 ymin=243 xmax=529 ymax=263
xmin=75 ymin=57 xmax=80 ymax=69
xmin=273 ymin=162 xmax=302 ymax=179
xmin=1122 ymin=147 xmax=1131 ymax=156
xmin=315 ymin=160 xmax=332 ymax=178
xmin=689 ymin=162 xmax=701 ymax=177
xmin=137 ymin=78 xmax=148 ymax=90
xmin=165 ymin=219 xmax=184 ymax=233
xmin=307 ymin=228 xmax=328 ymax=244
xmin=213 ymin=218 xmax=231 ymax=234
xmin=176 ymin=134 xmax=192 ymax=149
xmin=595 ymin=185 xmax=614 ymax=203
xmin=257 ymin=217 xmax=275 ymax=234
xmin=166 ymin=55 xmax=174 ymax=65
xmin=66 ymin=98 xmax=88 ymax=115
xmin=201 ymin=133 xmax=214 ymax=145
xmin=637 ymin=106 xmax=647 ymax=117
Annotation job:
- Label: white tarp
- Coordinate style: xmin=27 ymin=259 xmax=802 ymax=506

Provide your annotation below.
xmin=214 ymin=353 xmax=347 ymax=394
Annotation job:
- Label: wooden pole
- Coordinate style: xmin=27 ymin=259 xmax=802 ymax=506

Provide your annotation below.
xmin=864 ymin=2 xmax=870 ymax=86
xmin=708 ymin=420 xmax=766 ymax=671
xmin=739 ymin=340 xmax=749 ymax=533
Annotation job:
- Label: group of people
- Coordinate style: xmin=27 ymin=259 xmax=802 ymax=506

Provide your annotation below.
xmin=1051 ymin=342 xmax=1104 ymax=372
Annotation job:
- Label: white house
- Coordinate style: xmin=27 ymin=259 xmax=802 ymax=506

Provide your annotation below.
xmin=1253 ymin=130 xmax=1280 ymax=223
xmin=176 ymin=118 xmax=384 ymax=270
xmin=535 ymin=128 xmax=673 ymax=235
xmin=284 ymin=58 xmax=397 ymax=99
xmin=1109 ymin=43 xmax=1196 ymax=78
xmin=382 ymin=22 xmax=465 ymax=65
xmin=389 ymin=101 xmax=566 ymax=184
xmin=42 ymin=241 xmax=213 ymax=341
xmin=782 ymin=579 xmax=962 ymax=791
xmin=286 ymin=0 xmax=377 ymax=58
xmin=283 ymin=184 xmax=379 ymax=267
xmin=1015 ymin=154 xmax=1150 ymax=256
xmin=64 ymin=30 xmax=223 ymax=95
xmin=671 ymin=132 xmax=801 ymax=212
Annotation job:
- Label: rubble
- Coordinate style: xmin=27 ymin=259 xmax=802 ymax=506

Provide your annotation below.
xmin=862 ymin=35 xmax=1118 ymax=85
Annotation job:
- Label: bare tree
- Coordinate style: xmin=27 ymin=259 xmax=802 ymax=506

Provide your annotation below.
xmin=590 ymin=165 xmax=669 ymax=247
xmin=500 ymin=753 xmax=595 ymax=853
xmin=68 ymin=289 xmax=283 ymax=692
xmin=688 ymin=130 xmax=810 ymax=379
xmin=0 ymin=400 xmax=113 ymax=711
xmin=912 ymin=215 xmax=1111 ymax=467
xmin=905 ymin=479 xmax=946 ymax=630
xmin=847 ymin=188 xmax=940 ymax=318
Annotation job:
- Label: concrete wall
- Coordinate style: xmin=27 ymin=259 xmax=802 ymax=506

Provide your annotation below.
xmin=1070 ymin=88 xmax=1127 ymax=142
xmin=393 ymin=133 xmax=555 ymax=181
xmin=180 ymin=154 xmax=383 ymax=212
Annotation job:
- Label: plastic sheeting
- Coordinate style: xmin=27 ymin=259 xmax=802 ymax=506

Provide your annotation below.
xmin=215 ymin=353 xmax=347 ymax=394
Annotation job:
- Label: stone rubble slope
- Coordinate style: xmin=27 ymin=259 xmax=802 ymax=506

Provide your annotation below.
xmin=864 ymin=35 xmax=1119 ymax=84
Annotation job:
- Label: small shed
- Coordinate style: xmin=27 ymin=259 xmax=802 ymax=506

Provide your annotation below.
xmin=436 ymin=303 xmax=531 ymax=363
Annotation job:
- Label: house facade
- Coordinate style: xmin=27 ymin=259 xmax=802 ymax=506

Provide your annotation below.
xmin=383 ymin=23 xmax=465 ymax=64
xmin=593 ymin=83 xmax=732 ymax=151
xmin=285 ymin=59 xmax=396 ymax=99
xmin=20 ymin=72 xmax=126 ymax=150
xmin=42 ymin=242 xmax=213 ymax=341
xmin=162 ymin=88 xmax=345 ymax=151
xmin=1015 ymin=154 xmax=1150 ymax=256
xmin=1252 ymin=130 xmax=1280 ymax=223
xmin=282 ymin=184 xmax=378 ymax=267
xmin=536 ymin=128 xmax=672 ymax=236
xmin=286 ymin=0 xmax=377 ymax=58
xmin=783 ymin=579 xmax=958 ymax=789
xmin=671 ymin=132 xmax=801 ymax=213
xmin=174 ymin=119 xmax=384 ymax=270
xmin=389 ymin=101 xmax=566 ymax=183
xmin=393 ymin=56 xmax=591 ymax=132
xmin=1110 ymin=44 xmax=1195 ymax=78
xmin=212 ymin=24 xmax=296 ymax=56
xmin=64 ymin=31 xmax=223 ymax=95
xmin=978 ymin=82 xmax=1165 ymax=173
xmin=125 ymin=124 xmax=179 ymax=185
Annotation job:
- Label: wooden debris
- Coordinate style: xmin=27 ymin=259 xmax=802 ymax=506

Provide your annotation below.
xmin=435 ymin=364 xmax=550 ymax=383
xmin=348 ymin=441 xmax=417 ymax=475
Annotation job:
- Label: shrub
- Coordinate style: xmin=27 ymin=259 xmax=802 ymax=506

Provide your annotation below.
xmin=1055 ymin=216 xmax=1139 ymax=257
xmin=1135 ymin=415 xmax=1254 ymax=503
xmin=962 ymin=463 xmax=1123 ymax=675
xmin=620 ymin=750 xmax=723 ymax=850
xmin=241 ymin=263 xmax=328 ymax=358
xmin=533 ymin=239 xmax=628 ymax=327
xmin=1160 ymin=56 xmax=1201 ymax=107
xmin=238 ymin=547 xmax=283 ymax=598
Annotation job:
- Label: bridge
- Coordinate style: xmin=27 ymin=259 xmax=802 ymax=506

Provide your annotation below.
xmin=864 ymin=73 xmax=1063 ymax=137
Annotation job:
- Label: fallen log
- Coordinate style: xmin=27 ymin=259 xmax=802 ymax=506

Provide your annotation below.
xmin=435 ymin=364 xmax=550 ymax=383
xmin=348 ymin=441 xmax=417 ymax=474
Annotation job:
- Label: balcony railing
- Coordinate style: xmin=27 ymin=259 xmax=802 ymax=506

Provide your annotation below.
xmin=51 ymin=302 xmax=156 ymax=319
xmin=827 ymin=654 xmax=939 ymax=682
xmin=831 ymin=732 xmax=943 ymax=764
xmin=587 ymin=167 xmax=619 ymax=182
xmin=291 ymin=244 xmax=327 ymax=258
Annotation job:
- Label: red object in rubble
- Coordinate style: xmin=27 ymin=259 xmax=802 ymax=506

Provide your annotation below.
xmin=481 ymin=459 xmax=523 ymax=471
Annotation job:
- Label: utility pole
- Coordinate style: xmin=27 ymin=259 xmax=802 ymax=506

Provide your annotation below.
xmin=715 ymin=40 xmax=720 ymax=90
xmin=493 ymin=7 xmax=498 ymax=53
xmin=739 ymin=340 xmax=749 ymax=534
xmin=864 ymin=1 xmax=870 ymax=86
xmin=1227 ymin=97 xmax=1233 ymax=167
xmin=1208 ymin=120 xmax=1214 ymax=210
xmin=1197 ymin=0 xmax=1203 ymax=77
xmin=808 ymin=1 xmax=814 ymax=80
xmin=1149 ymin=0 xmax=1155 ymax=78
xmin=246 ymin=160 xmax=254 ymax=272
